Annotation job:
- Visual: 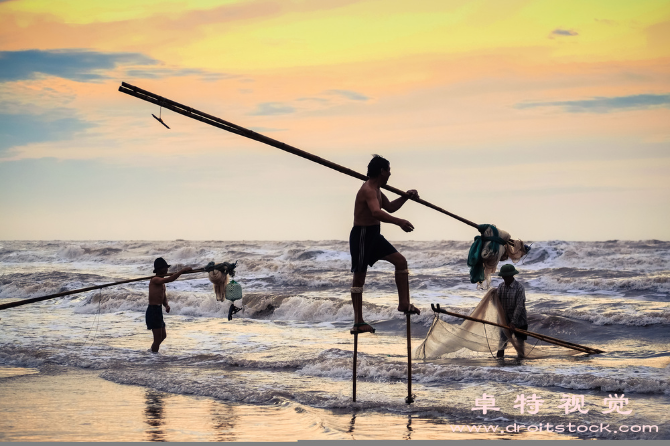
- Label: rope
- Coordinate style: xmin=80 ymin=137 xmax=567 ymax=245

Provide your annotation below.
xmin=482 ymin=323 xmax=501 ymax=360
xmin=519 ymin=242 xmax=534 ymax=265
xmin=524 ymin=336 xmax=541 ymax=357
xmin=482 ymin=321 xmax=541 ymax=359
xmin=81 ymin=289 xmax=102 ymax=350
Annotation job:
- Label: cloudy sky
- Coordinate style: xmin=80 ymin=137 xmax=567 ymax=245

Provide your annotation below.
xmin=1 ymin=0 xmax=669 ymax=241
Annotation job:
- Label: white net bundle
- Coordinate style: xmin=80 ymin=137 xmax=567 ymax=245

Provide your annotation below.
xmin=414 ymin=289 xmax=581 ymax=360
xmin=208 ymin=269 xmax=229 ymax=302
xmin=479 ymin=227 xmax=528 ymax=290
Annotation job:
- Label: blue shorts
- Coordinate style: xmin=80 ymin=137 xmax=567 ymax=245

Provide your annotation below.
xmin=146 ymin=305 xmax=165 ymax=330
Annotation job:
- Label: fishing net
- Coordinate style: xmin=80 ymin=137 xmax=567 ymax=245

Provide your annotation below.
xmin=414 ymin=289 xmax=582 ymax=360
xmin=208 ymin=269 xmax=230 ymax=302
xmin=468 ymin=224 xmax=530 ymax=289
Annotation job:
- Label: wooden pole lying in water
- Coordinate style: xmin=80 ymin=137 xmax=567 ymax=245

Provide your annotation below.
xmin=117 ymin=82 xmax=480 ymax=230
xmin=430 ymin=304 xmax=604 ymax=354
xmin=0 ymin=268 xmax=207 ymax=311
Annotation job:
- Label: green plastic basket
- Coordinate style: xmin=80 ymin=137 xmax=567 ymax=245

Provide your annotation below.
xmin=225 ymin=280 xmax=243 ymax=302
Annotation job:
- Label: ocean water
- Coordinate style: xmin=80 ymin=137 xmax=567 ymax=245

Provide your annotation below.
xmin=0 ymin=239 xmax=669 ymax=440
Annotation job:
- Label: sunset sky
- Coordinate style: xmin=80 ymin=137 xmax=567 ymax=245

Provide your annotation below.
xmin=1 ymin=0 xmax=669 ymax=241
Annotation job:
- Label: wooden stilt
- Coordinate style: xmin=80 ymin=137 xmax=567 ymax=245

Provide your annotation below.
xmin=405 ymin=312 xmax=414 ymax=404
xmin=352 ymin=331 xmax=358 ymax=402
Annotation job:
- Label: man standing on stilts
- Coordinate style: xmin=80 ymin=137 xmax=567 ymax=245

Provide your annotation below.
xmin=350 ymin=155 xmax=421 ymax=333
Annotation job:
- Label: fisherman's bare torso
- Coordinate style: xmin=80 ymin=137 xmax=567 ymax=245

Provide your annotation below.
xmin=148 ymin=279 xmax=167 ymax=306
xmin=353 ymin=181 xmax=386 ymax=226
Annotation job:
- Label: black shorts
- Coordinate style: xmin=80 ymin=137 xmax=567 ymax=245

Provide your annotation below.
xmin=350 ymin=225 xmax=398 ymax=273
xmin=146 ymin=305 xmax=165 ymax=330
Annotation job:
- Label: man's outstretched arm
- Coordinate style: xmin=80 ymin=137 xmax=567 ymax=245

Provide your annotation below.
xmin=152 ymin=267 xmax=193 ymax=285
xmin=364 ymin=188 xmax=414 ymax=232
xmin=382 ymin=190 xmax=419 ymax=213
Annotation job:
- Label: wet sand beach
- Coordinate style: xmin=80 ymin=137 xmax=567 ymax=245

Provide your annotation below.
xmin=0 ymin=365 xmax=577 ymax=441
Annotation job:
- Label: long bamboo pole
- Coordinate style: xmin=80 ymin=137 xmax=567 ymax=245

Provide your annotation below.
xmin=117 ymin=82 xmax=480 ymax=229
xmin=430 ymin=304 xmax=604 ymax=354
xmin=0 ymin=268 xmax=207 ymax=311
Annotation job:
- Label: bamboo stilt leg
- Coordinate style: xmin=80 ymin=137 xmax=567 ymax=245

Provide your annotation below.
xmin=352 ymin=331 xmax=358 ymax=402
xmin=405 ymin=312 xmax=414 ymax=404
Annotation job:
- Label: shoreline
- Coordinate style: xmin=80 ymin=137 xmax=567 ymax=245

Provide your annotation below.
xmin=0 ymin=365 xmax=580 ymax=441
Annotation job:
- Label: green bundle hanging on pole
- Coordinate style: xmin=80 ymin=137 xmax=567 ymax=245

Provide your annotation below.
xmin=468 ymin=224 xmax=504 ymax=283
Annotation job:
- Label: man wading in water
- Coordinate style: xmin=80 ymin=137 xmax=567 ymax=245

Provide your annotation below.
xmin=147 ymin=257 xmax=191 ymax=353
xmin=496 ymin=264 xmax=528 ymax=358
xmin=350 ymin=155 xmax=421 ymax=333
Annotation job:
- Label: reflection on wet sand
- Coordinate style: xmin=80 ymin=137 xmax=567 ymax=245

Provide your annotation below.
xmin=347 ymin=410 xmax=356 ymax=439
xmin=405 ymin=415 xmax=413 ymax=440
xmin=0 ymin=367 xmax=622 ymax=441
xmin=144 ymin=390 xmax=166 ymax=442
xmin=210 ymin=401 xmax=237 ymax=442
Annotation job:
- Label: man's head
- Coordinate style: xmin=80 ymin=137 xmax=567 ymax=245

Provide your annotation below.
xmin=498 ymin=264 xmax=519 ymax=285
xmin=367 ymin=155 xmax=391 ymax=184
xmin=153 ymin=257 xmax=170 ymax=275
